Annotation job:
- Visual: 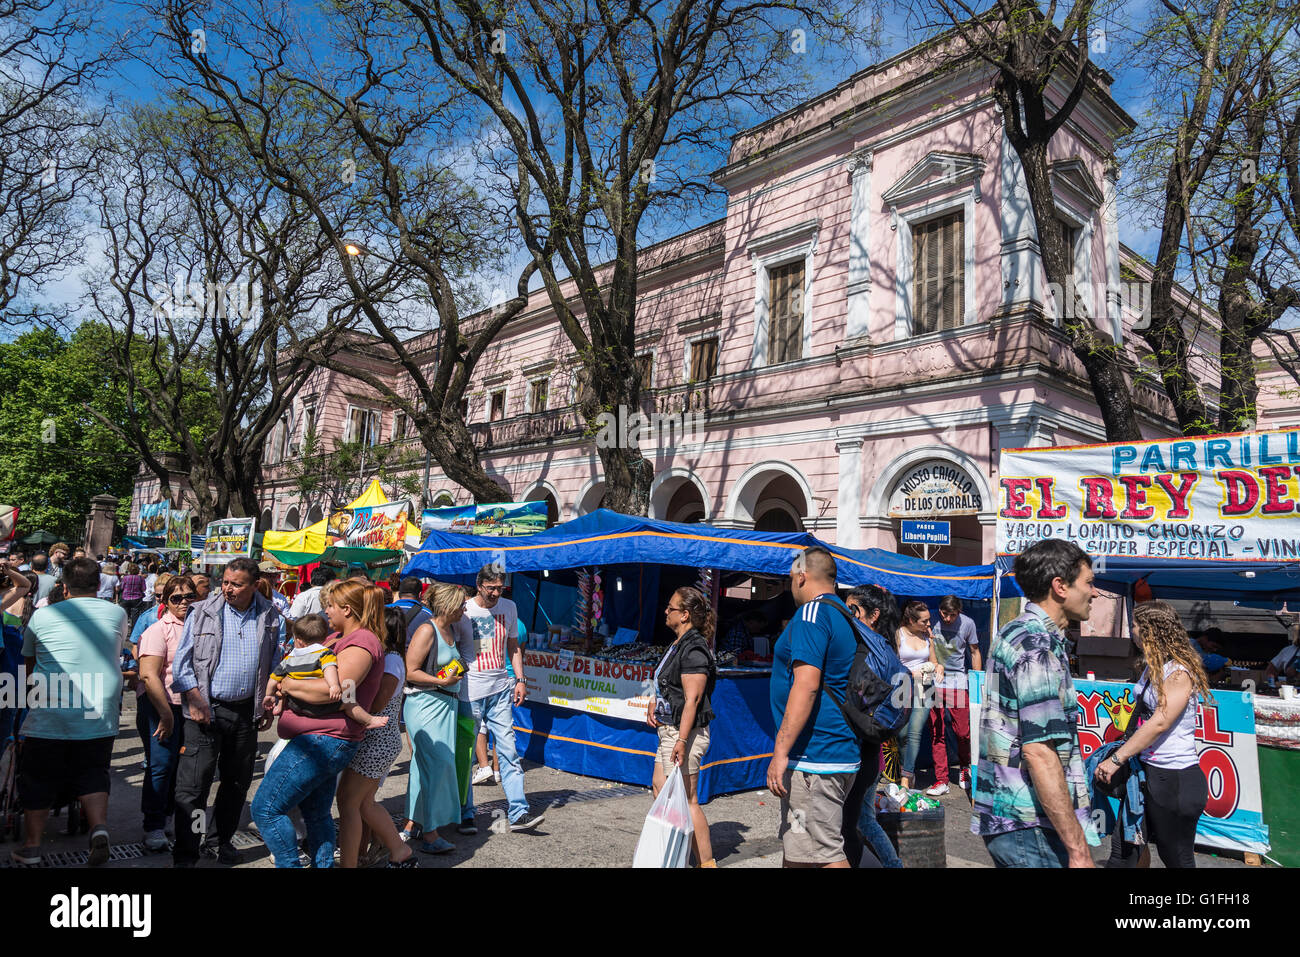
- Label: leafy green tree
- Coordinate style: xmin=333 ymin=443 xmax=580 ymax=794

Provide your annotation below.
xmin=0 ymin=322 xmax=214 ymax=538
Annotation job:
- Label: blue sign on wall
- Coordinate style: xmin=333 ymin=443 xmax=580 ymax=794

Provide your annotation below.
xmin=900 ymin=520 xmax=951 ymax=545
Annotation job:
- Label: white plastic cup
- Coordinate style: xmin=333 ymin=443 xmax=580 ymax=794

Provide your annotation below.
xmin=1086 ymin=671 xmax=1096 ymax=680
xmin=1281 ymin=685 xmax=1296 ymax=701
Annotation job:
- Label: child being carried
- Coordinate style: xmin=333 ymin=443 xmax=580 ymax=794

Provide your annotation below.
xmin=263 ymin=615 xmax=387 ymax=729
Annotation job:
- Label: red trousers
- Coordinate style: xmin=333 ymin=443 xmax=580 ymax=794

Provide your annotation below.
xmin=930 ymin=687 xmax=970 ymax=785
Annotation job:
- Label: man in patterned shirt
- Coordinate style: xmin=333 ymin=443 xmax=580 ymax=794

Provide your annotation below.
xmin=972 ymin=538 xmax=1099 ymax=868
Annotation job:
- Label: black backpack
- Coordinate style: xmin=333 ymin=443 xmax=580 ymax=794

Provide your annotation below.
xmin=809 ymin=597 xmax=913 ymax=744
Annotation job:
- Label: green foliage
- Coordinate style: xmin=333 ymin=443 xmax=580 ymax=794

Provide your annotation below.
xmin=0 ymin=325 xmax=138 ymax=538
xmin=0 ymin=321 xmax=222 ymax=539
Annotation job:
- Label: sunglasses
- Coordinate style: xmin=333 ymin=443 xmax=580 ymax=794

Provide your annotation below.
xmin=168 ymin=593 xmax=197 ymax=604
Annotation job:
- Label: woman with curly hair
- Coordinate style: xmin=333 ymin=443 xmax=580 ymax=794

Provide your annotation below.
xmin=1095 ymin=600 xmax=1212 ymax=868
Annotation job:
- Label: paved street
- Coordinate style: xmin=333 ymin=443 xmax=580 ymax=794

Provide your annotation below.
xmin=0 ymin=697 xmax=1253 ymax=869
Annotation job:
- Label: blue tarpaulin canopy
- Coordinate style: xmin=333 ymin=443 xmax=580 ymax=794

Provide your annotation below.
xmin=1092 ymin=558 xmax=1300 ymax=603
xmin=402 ymin=508 xmax=1007 ymax=599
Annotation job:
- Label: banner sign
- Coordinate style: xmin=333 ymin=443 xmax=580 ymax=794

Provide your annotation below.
xmin=888 ymin=460 xmax=983 ymax=517
xmin=137 ymin=501 xmax=170 ymax=537
xmin=421 ymin=501 xmax=548 ymax=538
xmin=203 ymin=517 xmax=256 ymax=563
xmin=969 ymin=671 xmax=1269 ymax=854
xmin=165 ymin=510 xmax=191 ymax=552
xmin=419 ymin=505 xmax=475 ymax=537
xmin=328 ymin=500 xmax=410 ymax=550
xmin=997 ymin=428 xmax=1300 ymax=561
xmin=520 ymin=649 xmax=655 ymax=722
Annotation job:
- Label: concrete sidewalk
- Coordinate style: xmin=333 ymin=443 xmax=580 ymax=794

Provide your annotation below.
xmin=0 ymin=699 xmax=1254 ymax=869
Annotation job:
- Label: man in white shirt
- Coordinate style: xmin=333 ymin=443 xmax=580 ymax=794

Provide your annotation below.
xmin=460 ymin=565 xmax=544 ymax=833
xmin=287 ymin=567 xmax=334 ymax=619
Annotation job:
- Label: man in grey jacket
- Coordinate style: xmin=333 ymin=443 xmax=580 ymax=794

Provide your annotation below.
xmin=170 ymin=557 xmax=282 ymax=867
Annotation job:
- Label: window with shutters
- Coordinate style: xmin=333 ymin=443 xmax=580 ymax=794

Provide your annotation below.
xmin=767 ymin=260 xmax=804 ymax=363
xmin=529 ymin=378 xmax=549 ymax=413
xmin=345 ymin=406 xmax=382 ymax=447
xmin=393 ymin=410 xmax=410 ymax=441
xmin=688 ymin=336 xmax=719 ymax=382
xmin=490 ymin=390 xmax=506 ymax=421
xmin=638 ymin=353 xmax=654 ymax=391
xmin=459 ymin=398 xmax=470 ymax=422
xmin=911 ymin=212 xmax=964 ymax=334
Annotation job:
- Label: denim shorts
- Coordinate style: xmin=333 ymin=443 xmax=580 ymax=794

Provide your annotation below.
xmin=983 ymin=826 xmax=1071 ymax=868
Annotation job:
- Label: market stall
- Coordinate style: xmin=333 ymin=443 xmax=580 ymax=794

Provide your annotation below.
xmin=996 ymin=427 xmax=1300 ymax=860
xmin=261 ymin=480 xmax=423 ymax=572
xmin=403 ymin=509 xmax=1008 ymax=802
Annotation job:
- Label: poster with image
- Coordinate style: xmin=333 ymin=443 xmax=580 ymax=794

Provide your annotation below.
xmin=328 ymin=500 xmax=410 ymax=551
xmin=203 ymin=517 xmax=256 ymax=563
xmin=165 ymin=509 xmax=191 ymax=551
xmin=138 ymin=501 xmax=171 ymax=537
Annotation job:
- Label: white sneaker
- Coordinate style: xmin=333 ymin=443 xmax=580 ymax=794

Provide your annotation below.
xmin=143 ymin=830 xmax=169 ymax=851
xmin=925 ymin=783 xmax=949 ymax=796
xmin=493 ymin=770 xmax=501 ymax=785
xmin=471 ymin=766 xmax=494 ymax=786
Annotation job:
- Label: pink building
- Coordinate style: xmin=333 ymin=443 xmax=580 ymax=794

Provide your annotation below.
xmin=135 ymin=37 xmax=1236 ymax=572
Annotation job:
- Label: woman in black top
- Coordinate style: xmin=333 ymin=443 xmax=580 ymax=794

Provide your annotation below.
xmin=646 ymin=586 xmax=718 ymax=868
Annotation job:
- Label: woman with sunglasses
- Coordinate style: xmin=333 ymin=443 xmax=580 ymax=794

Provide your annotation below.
xmin=646 ymin=586 xmax=718 ymax=867
xmin=135 ymin=574 xmax=198 ymax=851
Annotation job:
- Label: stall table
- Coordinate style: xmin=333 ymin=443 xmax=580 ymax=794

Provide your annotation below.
xmin=512 ymin=647 xmax=775 ymax=803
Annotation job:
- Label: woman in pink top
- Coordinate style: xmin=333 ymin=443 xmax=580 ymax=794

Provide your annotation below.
xmin=252 ymin=579 xmax=385 ymax=868
xmin=136 ymin=574 xmax=197 ymax=851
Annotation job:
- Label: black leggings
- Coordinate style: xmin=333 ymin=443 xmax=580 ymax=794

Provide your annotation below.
xmin=1107 ymin=764 xmax=1207 ymax=868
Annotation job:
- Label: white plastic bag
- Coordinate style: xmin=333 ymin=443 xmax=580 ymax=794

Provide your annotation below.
xmin=632 ymin=767 xmax=695 ymax=868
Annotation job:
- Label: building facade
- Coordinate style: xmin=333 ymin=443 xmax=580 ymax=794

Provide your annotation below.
xmin=134 ymin=36 xmax=1239 ymax=573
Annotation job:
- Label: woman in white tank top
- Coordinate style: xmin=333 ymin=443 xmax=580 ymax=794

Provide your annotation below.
xmin=896 ymin=600 xmax=943 ymax=792
xmin=1094 ymin=600 xmax=1212 ymax=868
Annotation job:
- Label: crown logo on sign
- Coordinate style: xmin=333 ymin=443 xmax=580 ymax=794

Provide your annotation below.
xmin=1100 ymin=689 xmax=1136 ymax=730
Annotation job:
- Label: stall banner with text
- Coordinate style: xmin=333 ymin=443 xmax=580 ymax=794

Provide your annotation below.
xmin=202 ymin=517 xmax=256 ymax=563
xmin=997 ymin=428 xmax=1300 ymax=561
xmin=521 ymin=649 xmax=655 ymax=722
xmin=328 ymin=500 xmax=410 ymax=550
xmin=969 ymin=671 xmax=1268 ymax=854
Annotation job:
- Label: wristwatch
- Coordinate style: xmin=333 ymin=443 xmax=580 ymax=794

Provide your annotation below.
xmin=1109 ymin=753 xmax=1124 ymax=767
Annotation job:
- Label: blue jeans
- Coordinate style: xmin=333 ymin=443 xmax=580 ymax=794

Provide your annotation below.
xmin=857 ymin=764 xmax=903 ymax=868
xmin=135 ymin=696 xmax=184 ymax=832
xmin=468 ymin=689 xmax=529 ymax=823
xmin=252 ymin=733 xmax=359 ymax=868
xmin=983 ymin=826 xmax=1070 ymax=868
xmin=901 ymin=685 xmax=932 ymax=778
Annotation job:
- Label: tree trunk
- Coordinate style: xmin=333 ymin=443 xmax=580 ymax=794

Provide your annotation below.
xmin=429 ymin=417 xmax=509 ymax=504
xmin=1011 ymin=116 xmax=1143 ymax=442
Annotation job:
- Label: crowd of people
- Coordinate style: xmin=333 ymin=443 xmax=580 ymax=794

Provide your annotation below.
xmin=1 ymin=548 xmax=550 ymax=868
xmin=0 ymin=532 xmax=1216 ymax=869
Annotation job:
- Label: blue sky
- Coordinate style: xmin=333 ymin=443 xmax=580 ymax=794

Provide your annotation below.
xmin=31 ymin=0 xmax=1171 ymax=326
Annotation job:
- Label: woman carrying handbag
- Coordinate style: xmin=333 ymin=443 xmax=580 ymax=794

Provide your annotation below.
xmin=1094 ymin=600 xmax=1211 ymax=868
